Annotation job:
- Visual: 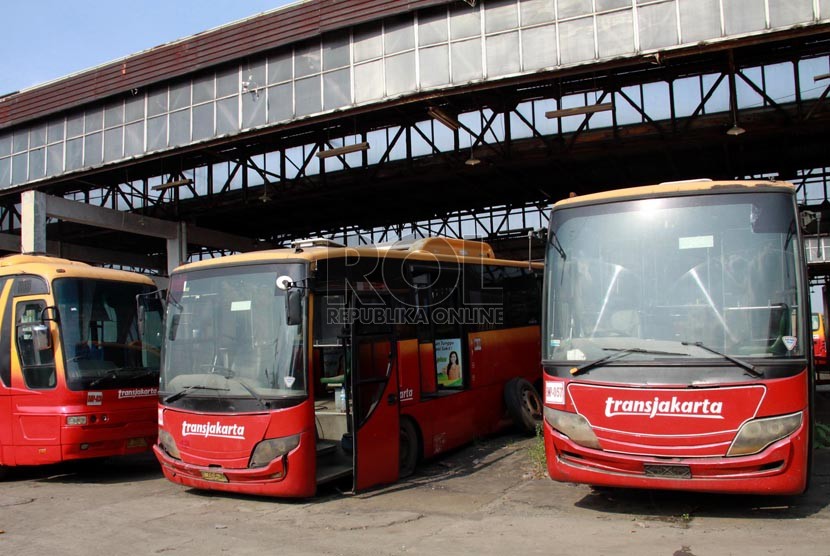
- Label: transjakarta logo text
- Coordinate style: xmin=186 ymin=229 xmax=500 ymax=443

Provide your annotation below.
xmin=181 ymin=421 xmax=246 ymax=439
xmin=604 ymin=396 xmax=724 ymax=419
xmin=118 ymin=387 xmax=158 ymax=399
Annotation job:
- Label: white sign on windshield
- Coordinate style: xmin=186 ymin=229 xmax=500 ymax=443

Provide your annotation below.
xmin=678 ymin=235 xmax=714 ymax=250
xmin=230 ymin=300 xmax=252 ymax=312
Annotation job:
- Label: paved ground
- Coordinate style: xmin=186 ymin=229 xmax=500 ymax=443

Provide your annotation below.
xmin=1 ymin=432 xmax=828 ymax=556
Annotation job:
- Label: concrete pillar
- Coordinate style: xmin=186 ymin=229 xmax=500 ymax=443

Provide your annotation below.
xmin=21 ymin=190 xmax=46 ymax=254
xmin=166 ymin=222 xmax=187 ymax=275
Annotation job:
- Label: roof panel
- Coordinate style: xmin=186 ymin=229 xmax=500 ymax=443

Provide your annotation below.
xmin=0 ymin=0 xmax=453 ymax=130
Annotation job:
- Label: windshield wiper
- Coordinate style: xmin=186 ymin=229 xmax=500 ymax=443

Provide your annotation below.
xmin=570 ymin=347 xmax=688 ymax=376
xmin=163 ymin=385 xmax=229 ymax=403
xmin=88 ymin=367 xmax=157 ymax=387
xmin=88 ymin=369 xmax=121 ymax=387
xmin=224 ymin=376 xmax=269 ymax=410
xmin=681 ymin=341 xmax=762 ymax=378
xmin=549 ymin=230 xmax=567 ymax=260
xmin=200 ymin=364 xmax=269 ymax=409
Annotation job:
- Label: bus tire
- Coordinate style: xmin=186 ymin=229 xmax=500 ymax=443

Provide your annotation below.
xmin=399 ymin=418 xmax=419 ymax=478
xmin=505 ymin=378 xmax=542 ymax=435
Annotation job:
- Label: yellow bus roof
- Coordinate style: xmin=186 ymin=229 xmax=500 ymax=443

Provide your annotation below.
xmin=175 ymin=237 xmax=542 ymax=274
xmin=552 ymin=180 xmax=795 ymax=210
xmin=0 ymin=254 xmax=155 ymax=285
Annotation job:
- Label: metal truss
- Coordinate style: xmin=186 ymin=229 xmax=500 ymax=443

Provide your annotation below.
xmin=1 ymin=37 xmax=828 ymax=264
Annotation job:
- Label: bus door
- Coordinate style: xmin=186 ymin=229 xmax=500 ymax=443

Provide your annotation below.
xmin=349 ymin=294 xmax=400 ymax=491
xmin=11 ymin=293 xmax=60 ymax=464
xmin=0 ymin=278 xmax=13 ymax=465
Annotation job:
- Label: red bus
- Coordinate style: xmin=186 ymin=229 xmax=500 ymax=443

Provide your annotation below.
xmin=542 ymin=180 xmax=812 ymax=494
xmin=154 ymin=237 xmax=542 ymax=497
xmin=0 ymin=255 xmax=162 ymax=477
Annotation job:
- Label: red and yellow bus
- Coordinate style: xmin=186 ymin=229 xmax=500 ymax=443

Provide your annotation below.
xmin=813 ymin=312 xmax=828 ymax=384
xmin=0 ymin=255 xmax=162 ymax=477
xmin=154 ymin=237 xmax=542 ymax=497
xmin=542 ymin=180 xmax=812 ymax=494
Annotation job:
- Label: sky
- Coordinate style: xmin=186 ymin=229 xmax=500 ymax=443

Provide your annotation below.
xmin=1 ymin=0 xmax=299 ymax=95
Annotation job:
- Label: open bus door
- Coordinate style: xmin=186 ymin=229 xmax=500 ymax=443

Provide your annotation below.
xmin=349 ymin=300 xmax=400 ymax=491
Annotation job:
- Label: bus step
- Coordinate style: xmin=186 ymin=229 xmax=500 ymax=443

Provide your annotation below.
xmin=316 ymin=460 xmax=353 ymax=484
xmin=316 ymin=439 xmax=338 ymax=457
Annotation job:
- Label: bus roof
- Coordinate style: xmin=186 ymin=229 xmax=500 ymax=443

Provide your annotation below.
xmin=0 ymin=254 xmax=155 ymax=285
xmin=552 ymin=180 xmax=795 ymax=210
xmin=175 ymin=237 xmax=541 ymax=274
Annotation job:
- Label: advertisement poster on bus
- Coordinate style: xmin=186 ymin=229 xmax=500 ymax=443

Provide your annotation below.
xmin=435 ymin=338 xmax=463 ymax=387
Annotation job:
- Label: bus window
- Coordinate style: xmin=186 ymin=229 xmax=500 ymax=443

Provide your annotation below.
xmin=16 ymin=300 xmax=57 ymax=389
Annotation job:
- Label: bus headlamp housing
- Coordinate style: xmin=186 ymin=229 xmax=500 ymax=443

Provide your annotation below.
xmin=726 ymin=412 xmax=803 ymax=457
xmin=544 ymin=407 xmax=602 ymax=450
xmin=66 ymin=415 xmax=88 ymax=426
xmin=158 ymin=428 xmax=181 ymax=460
xmin=249 ymin=434 xmax=301 ymax=468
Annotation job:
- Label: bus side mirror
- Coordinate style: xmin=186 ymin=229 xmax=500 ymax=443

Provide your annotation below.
xmin=39 ymin=306 xmax=60 ymax=323
xmin=285 ymin=289 xmax=302 ymax=326
xmin=19 ymin=323 xmax=52 ymax=352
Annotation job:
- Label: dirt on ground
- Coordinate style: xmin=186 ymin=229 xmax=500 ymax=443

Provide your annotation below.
xmin=1 ymin=427 xmax=829 ymax=556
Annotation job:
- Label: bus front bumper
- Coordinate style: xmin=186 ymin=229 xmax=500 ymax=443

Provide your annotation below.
xmin=153 ymin=444 xmax=315 ymax=498
xmin=544 ymin=420 xmax=809 ymax=495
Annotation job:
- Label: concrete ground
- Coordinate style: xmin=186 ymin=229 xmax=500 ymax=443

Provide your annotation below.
xmin=1 ymin=431 xmax=828 ymax=556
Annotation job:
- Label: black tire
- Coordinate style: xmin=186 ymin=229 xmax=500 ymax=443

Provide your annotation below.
xmin=399 ymin=418 xmax=419 ymax=478
xmin=0 ymin=465 xmax=7 ymax=481
xmin=504 ymin=377 xmax=543 ymax=435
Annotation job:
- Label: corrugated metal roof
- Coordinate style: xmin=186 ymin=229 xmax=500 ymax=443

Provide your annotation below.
xmin=0 ymin=0 xmax=454 ymax=131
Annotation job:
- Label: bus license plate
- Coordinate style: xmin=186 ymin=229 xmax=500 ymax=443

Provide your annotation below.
xmin=201 ymin=471 xmax=229 ymax=483
xmin=644 ymin=464 xmax=691 ymax=479
xmin=126 ymin=437 xmax=147 ymax=449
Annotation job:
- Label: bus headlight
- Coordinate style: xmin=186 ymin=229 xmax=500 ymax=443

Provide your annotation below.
xmin=544 ymin=407 xmax=602 ymax=450
xmin=158 ymin=429 xmax=181 ymax=460
xmin=249 ymin=434 xmax=301 ymax=468
xmin=66 ymin=415 xmax=88 ymax=426
xmin=726 ymin=412 xmax=803 ymax=457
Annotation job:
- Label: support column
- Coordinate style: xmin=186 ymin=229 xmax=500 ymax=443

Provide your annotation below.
xmin=166 ymin=222 xmax=187 ymax=275
xmin=21 ymin=190 xmax=46 ymax=254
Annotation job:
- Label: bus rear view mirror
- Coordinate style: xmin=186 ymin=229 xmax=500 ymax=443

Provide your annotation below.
xmin=285 ymin=289 xmax=302 ymax=326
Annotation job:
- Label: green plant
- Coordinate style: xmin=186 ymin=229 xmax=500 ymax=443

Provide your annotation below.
xmin=528 ymin=423 xmax=546 ymax=475
xmin=816 ymin=422 xmax=830 ymax=449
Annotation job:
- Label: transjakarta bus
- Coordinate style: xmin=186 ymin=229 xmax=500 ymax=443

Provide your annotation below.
xmin=154 ymin=237 xmax=542 ymax=497
xmin=542 ymin=180 xmax=812 ymax=494
xmin=0 ymin=255 xmax=162 ymax=477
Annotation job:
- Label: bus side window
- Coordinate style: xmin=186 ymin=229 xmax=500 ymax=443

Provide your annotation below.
xmin=16 ymin=301 xmax=57 ymax=389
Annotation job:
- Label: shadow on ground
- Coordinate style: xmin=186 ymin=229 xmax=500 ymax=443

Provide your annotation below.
xmin=573 ymin=449 xmax=830 ymax=522
xmin=4 ymin=452 xmax=163 ymax=485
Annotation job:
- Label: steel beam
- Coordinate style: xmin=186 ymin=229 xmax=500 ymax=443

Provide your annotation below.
xmin=0 ymin=233 xmax=164 ymax=270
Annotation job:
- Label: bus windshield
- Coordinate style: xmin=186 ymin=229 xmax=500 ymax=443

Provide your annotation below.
xmin=54 ymin=278 xmax=161 ymax=391
xmin=544 ymin=191 xmax=804 ymax=365
xmin=162 ymin=263 xmax=306 ymax=408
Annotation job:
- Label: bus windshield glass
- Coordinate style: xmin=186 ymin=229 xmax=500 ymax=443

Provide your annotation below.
xmin=54 ymin=278 xmax=161 ymax=391
xmin=544 ymin=191 xmax=804 ymax=365
xmin=162 ymin=263 xmax=306 ymax=406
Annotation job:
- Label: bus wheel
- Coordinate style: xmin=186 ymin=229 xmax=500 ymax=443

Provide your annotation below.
xmin=505 ymin=378 xmax=543 ymax=435
xmin=0 ymin=465 xmax=8 ymax=480
xmin=399 ymin=418 xmax=419 ymax=478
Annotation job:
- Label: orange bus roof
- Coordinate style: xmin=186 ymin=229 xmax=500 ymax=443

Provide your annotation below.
xmin=175 ymin=237 xmax=541 ymax=274
xmin=552 ymin=180 xmax=795 ymax=210
xmin=0 ymin=254 xmax=155 ymax=285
